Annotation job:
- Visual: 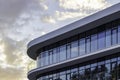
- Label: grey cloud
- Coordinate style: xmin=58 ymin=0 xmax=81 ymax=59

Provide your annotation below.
xmin=0 ymin=65 xmax=25 ymax=80
xmin=0 ymin=36 xmax=26 ymax=65
xmin=39 ymin=0 xmax=109 ymax=23
xmin=0 ymin=0 xmax=29 ymax=20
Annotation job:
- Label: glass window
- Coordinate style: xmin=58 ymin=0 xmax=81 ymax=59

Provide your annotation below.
xmin=79 ymin=38 xmax=85 ymax=55
xmin=91 ymin=66 xmax=97 ymax=80
xmin=111 ymin=62 xmax=117 ymax=80
xmin=112 ymin=28 xmax=117 ymax=45
xmin=60 ymin=74 xmax=66 ymax=80
xmin=40 ymin=52 xmax=44 ymax=67
xmin=66 ymin=73 xmax=71 ymax=80
xmin=91 ymin=34 xmax=97 ymax=52
xmin=45 ymin=51 xmax=49 ymax=66
xmin=67 ymin=44 xmax=71 ymax=59
xmin=37 ymin=54 xmax=41 ymax=67
xmin=118 ymin=61 xmax=120 ymax=79
xmin=71 ymin=68 xmax=79 ymax=80
xmin=53 ymin=48 xmax=57 ymax=63
xmin=98 ymin=31 xmax=105 ymax=49
xmin=71 ymin=41 xmax=79 ymax=58
xmin=85 ymin=65 xmax=91 ymax=79
xmin=79 ymin=68 xmax=85 ymax=80
xmin=118 ymin=25 xmax=120 ymax=44
xmin=49 ymin=50 xmax=53 ymax=64
xmin=60 ymin=45 xmax=66 ymax=61
xmin=106 ymin=29 xmax=112 ymax=48
xmin=86 ymin=36 xmax=91 ymax=53
xmin=105 ymin=63 xmax=111 ymax=80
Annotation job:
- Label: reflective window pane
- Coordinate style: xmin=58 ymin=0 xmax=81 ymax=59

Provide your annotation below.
xmin=118 ymin=25 xmax=120 ymax=44
xmin=67 ymin=44 xmax=71 ymax=59
xmin=91 ymin=34 xmax=97 ymax=52
xmin=71 ymin=41 xmax=78 ymax=58
xmin=111 ymin=62 xmax=117 ymax=80
xmin=53 ymin=48 xmax=57 ymax=63
xmin=45 ymin=51 xmax=49 ymax=65
xmin=71 ymin=68 xmax=79 ymax=80
xmin=60 ymin=45 xmax=66 ymax=61
xmin=79 ymin=38 xmax=85 ymax=55
xmin=86 ymin=36 xmax=91 ymax=53
xmin=49 ymin=51 xmax=53 ymax=64
xmin=41 ymin=52 xmax=44 ymax=66
xmin=106 ymin=29 xmax=111 ymax=47
xmin=112 ymin=28 xmax=117 ymax=45
xmin=66 ymin=73 xmax=70 ymax=80
xmin=37 ymin=54 xmax=41 ymax=67
xmin=60 ymin=74 xmax=66 ymax=80
xmin=118 ymin=61 xmax=120 ymax=79
xmin=98 ymin=31 xmax=105 ymax=49
xmin=105 ymin=63 xmax=111 ymax=79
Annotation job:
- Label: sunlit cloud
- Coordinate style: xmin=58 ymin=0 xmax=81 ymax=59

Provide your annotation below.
xmin=0 ymin=0 xmax=119 ymax=80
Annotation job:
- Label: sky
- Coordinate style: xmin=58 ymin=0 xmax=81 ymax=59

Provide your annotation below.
xmin=0 ymin=0 xmax=119 ymax=80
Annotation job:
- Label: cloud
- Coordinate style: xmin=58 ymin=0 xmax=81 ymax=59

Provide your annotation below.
xmin=0 ymin=0 xmax=30 ymax=22
xmin=58 ymin=0 xmax=107 ymax=10
xmin=39 ymin=0 xmax=109 ymax=24
xmin=0 ymin=64 xmax=26 ymax=80
xmin=55 ymin=11 xmax=87 ymax=21
xmin=41 ymin=15 xmax=56 ymax=23
xmin=0 ymin=0 xmax=119 ymax=80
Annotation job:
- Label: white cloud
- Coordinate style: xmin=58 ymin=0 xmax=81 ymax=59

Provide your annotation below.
xmin=0 ymin=0 xmax=119 ymax=80
xmin=58 ymin=0 xmax=107 ymax=10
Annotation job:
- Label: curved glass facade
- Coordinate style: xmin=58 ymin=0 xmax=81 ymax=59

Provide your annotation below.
xmin=38 ymin=53 xmax=120 ymax=80
xmin=37 ymin=19 xmax=120 ymax=67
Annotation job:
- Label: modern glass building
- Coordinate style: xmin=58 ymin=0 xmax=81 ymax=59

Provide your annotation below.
xmin=27 ymin=3 xmax=120 ymax=80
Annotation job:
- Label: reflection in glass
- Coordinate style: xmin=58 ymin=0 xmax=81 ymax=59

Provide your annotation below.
xmin=37 ymin=54 xmax=41 ymax=67
xmin=98 ymin=31 xmax=105 ymax=49
xmin=79 ymin=69 xmax=85 ymax=80
xmin=112 ymin=28 xmax=117 ymax=45
xmin=91 ymin=34 xmax=97 ymax=52
xmin=79 ymin=38 xmax=85 ymax=55
xmin=105 ymin=63 xmax=111 ymax=80
xmin=111 ymin=62 xmax=117 ymax=80
xmin=118 ymin=26 xmax=120 ymax=44
xmin=45 ymin=51 xmax=49 ymax=65
xmin=71 ymin=41 xmax=78 ymax=58
xmin=118 ymin=61 xmax=120 ymax=79
xmin=91 ymin=67 xmax=97 ymax=80
xmin=53 ymin=48 xmax=57 ymax=63
xmin=66 ymin=73 xmax=71 ymax=80
xmin=49 ymin=51 xmax=53 ymax=64
xmin=67 ymin=44 xmax=71 ymax=59
xmin=60 ymin=45 xmax=66 ymax=61
xmin=86 ymin=36 xmax=91 ymax=53
xmin=38 ymin=54 xmax=120 ymax=80
xmin=106 ymin=29 xmax=111 ymax=47
xmin=40 ymin=52 xmax=44 ymax=66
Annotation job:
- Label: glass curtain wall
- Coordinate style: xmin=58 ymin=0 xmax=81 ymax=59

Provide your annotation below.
xmin=38 ymin=53 xmax=120 ymax=80
xmin=37 ymin=19 xmax=120 ymax=67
